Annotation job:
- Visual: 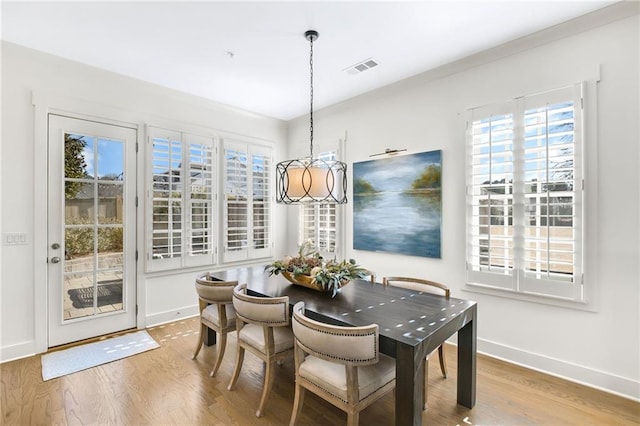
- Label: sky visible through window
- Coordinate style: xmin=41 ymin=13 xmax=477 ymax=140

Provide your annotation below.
xmin=72 ymin=134 xmax=124 ymax=180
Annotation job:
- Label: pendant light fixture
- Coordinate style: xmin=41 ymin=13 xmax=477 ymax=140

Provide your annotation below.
xmin=275 ymin=30 xmax=347 ymax=204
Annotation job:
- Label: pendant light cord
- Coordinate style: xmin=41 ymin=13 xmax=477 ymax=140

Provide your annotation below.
xmin=309 ymin=34 xmax=314 ymax=159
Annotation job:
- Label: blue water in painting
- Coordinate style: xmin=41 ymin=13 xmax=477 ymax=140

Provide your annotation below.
xmin=353 ymin=191 xmax=441 ymax=258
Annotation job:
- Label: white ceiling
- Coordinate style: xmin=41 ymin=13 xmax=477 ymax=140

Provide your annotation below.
xmin=1 ymin=1 xmax=615 ymax=120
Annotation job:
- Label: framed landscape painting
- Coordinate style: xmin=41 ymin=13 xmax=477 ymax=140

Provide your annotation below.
xmin=353 ymin=150 xmax=441 ymax=258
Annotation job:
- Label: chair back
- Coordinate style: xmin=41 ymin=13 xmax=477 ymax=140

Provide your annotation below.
xmin=292 ymin=301 xmax=379 ymax=366
xmin=195 ymin=273 xmax=237 ymax=303
xmin=232 ymin=283 xmax=290 ymax=327
xmin=383 ymin=276 xmax=450 ymax=297
xmin=362 ymin=269 xmax=376 ymax=283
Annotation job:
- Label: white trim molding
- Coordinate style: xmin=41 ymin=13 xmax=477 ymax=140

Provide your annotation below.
xmin=477 ymin=338 xmax=640 ymax=402
xmin=144 ymin=306 xmax=199 ymax=328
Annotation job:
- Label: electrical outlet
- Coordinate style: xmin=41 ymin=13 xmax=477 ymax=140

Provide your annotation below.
xmin=4 ymin=233 xmax=28 ymax=245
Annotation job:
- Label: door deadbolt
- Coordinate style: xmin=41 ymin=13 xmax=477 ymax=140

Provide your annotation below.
xmin=51 ymin=243 xmax=60 ymax=250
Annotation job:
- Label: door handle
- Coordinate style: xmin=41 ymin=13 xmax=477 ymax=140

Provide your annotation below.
xmin=50 ymin=257 xmax=61 ymax=264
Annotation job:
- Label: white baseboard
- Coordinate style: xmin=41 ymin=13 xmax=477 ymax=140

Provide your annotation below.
xmin=145 ymin=305 xmax=199 ymax=328
xmin=1 ymin=340 xmax=36 ymax=363
xmin=477 ymin=338 xmax=640 ymax=402
xmin=0 ymin=308 xmax=200 ymax=364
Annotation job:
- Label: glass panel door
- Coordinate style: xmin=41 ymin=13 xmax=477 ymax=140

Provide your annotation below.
xmin=48 ymin=115 xmax=137 ymax=347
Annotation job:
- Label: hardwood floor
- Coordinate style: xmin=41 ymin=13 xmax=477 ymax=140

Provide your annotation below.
xmin=2 ymin=317 xmax=638 ymax=425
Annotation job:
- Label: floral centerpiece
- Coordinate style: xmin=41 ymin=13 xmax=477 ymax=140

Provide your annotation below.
xmin=265 ymin=241 xmax=368 ymax=297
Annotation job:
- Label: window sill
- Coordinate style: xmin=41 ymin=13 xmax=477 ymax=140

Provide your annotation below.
xmin=462 ymin=282 xmax=598 ymax=313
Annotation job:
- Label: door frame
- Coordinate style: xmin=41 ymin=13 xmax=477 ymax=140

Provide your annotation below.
xmin=33 ymin=91 xmax=146 ymax=353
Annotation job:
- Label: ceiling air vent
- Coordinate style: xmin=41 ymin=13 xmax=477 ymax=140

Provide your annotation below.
xmin=344 ymin=58 xmax=379 ymax=75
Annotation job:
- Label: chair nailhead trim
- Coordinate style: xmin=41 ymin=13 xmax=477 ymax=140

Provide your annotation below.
xmin=298 ymin=342 xmax=376 ymax=363
xmin=300 ymin=376 xmax=392 ymax=403
xmin=301 ymin=377 xmax=349 ymax=403
xmin=237 ymin=314 xmax=288 ymax=325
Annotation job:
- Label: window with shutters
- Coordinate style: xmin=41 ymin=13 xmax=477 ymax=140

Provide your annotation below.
xmin=466 ymin=84 xmax=584 ymax=302
xmin=147 ymin=127 xmax=216 ymax=271
xmin=300 ymin=203 xmax=337 ymax=255
xmin=223 ymin=139 xmax=272 ymax=262
xmin=299 ymin=151 xmax=340 ymax=258
xmin=252 ymin=150 xmax=271 ymax=252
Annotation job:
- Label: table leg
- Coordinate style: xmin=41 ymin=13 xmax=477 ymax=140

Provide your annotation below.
xmin=457 ymin=306 xmax=477 ymax=408
xmin=204 ymin=327 xmax=217 ymax=346
xmin=396 ymin=342 xmax=424 ymax=426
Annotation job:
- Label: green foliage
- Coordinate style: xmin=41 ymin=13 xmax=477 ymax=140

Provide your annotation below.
xmin=64 ymin=135 xmax=88 ymax=199
xmin=65 ymin=217 xmax=123 ymax=258
xmin=265 ymin=241 xmax=367 ymax=297
xmin=65 ymin=227 xmax=93 ymax=257
xmin=313 ymin=258 xmax=367 ymax=297
xmin=264 ymin=241 xmax=321 ymax=276
xmin=353 ymin=178 xmax=378 ymax=195
xmin=411 ymin=164 xmax=441 ymax=190
xmin=98 ymin=227 xmax=124 ymax=252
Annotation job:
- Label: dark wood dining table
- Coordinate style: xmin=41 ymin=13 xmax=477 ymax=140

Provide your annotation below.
xmin=209 ymin=265 xmax=477 ymax=426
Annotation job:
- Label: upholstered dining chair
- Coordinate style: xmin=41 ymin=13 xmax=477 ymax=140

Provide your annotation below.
xmin=289 ymin=301 xmax=396 ymax=426
xmin=192 ymin=273 xmax=238 ymax=377
xmin=227 ymin=283 xmax=294 ymax=418
xmin=383 ymin=276 xmax=450 ymax=409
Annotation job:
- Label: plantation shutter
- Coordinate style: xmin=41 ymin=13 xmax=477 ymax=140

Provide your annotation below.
xmin=149 ymin=128 xmax=183 ymax=270
xmin=300 ymin=205 xmax=316 ymax=243
xmin=299 ymin=203 xmax=337 ymax=255
xmin=222 ymin=139 xmax=272 ymax=262
xmin=184 ymin=133 xmax=216 ymax=267
xmin=147 ymin=127 xmax=216 ymax=271
xmin=223 ymin=141 xmax=248 ymax=262
xmin=250 ymin=145 xmax=272 ymax=258
xmin=466 ymin=84 xmax=583 ymax=301
xmin=467 ymin=103 xmax=515 ymax=290
xmin=519 ymin=85 xmax=583 ymax=299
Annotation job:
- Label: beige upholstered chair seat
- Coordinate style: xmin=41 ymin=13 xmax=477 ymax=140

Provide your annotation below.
xmin=201 ymin=304 xmax=236 ymax=329
xmin=237 ymin=323 xmax=294 ymax=354
xmin=298 ymin=354 xmax=395 ymax=402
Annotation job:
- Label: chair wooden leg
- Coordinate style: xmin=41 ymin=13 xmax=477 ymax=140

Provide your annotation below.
xmin=210 ymin=331 xmax=227 ymax=377
xmin=438 ymin=344 xmax=447 ymax=378
xmin=289 ymin=383 xmax=305 ymax=426
xmin=192 ymin=323 xmax=206 ymax=360
xmin=347 ymin=411 xmax=359 ymax=426
xmin=256 ymin=359 xmax=276 ymax=417
xmin=227 ymin=346 xmax=245 ymax=391
xmin=423 ymin=357 xmax=429 ymax=410
xmin=423 ymin=346 xmax=447 ymax=411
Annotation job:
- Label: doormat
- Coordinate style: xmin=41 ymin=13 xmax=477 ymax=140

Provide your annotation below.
xmin=41 ymin=330 xmax=159 ymax=381
xmin=68 ymin=282 xmax=122 ymax=309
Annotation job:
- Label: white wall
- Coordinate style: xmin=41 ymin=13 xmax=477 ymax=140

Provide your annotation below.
xmin=287 ymin=10 xmax=639 ymax=399
xmin=0 ymin=42 xmax=289 ymax=360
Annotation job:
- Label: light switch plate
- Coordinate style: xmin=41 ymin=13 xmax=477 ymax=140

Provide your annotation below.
xmin=4 ymin=233 xmax=28 ymax=245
